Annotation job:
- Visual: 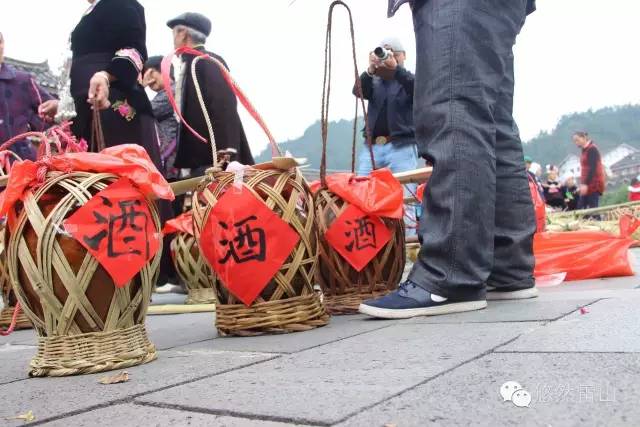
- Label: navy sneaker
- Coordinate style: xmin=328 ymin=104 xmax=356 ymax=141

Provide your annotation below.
xmin=358 ymin=281 xmax=487 ymax=319
xmin=486 ymin=285 xmax=538 ymax=301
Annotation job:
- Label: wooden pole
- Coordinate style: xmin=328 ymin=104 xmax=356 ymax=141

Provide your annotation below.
xmin=148 ymin=304 xmax=216 ymax=315
xmin=0 ymin=162 xmax=433 ymax=197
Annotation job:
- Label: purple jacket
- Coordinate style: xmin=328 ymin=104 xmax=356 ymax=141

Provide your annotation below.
xmin=0 ymin=63 xmax=53 ymax=160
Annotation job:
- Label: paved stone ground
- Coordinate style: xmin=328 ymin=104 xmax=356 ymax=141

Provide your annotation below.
xmin=1 ymin=252 xmax=640 ymax=426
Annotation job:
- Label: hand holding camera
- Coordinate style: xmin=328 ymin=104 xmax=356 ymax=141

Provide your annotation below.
xmin=368 ymin=47 xmax=398 ymax=79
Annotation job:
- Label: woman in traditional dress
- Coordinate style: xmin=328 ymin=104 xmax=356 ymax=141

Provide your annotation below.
xmin=39 ymin=0 xmax=161 ymax=169
xmin=40 ymin=0 xmax=176 ymax=288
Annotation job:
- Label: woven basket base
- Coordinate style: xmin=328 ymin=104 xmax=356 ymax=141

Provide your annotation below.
xmin=29 ymin=324 xmax=157 ymax=377
xmin=216 ymin=294 xmax=329 ymax=337
xmin=186 ymin=287 xmax=217 ymax=305
xmin=324 ymin=288 xmax=394 ymax=315
xmin=0 ymin=306 xmax=32 ymax=330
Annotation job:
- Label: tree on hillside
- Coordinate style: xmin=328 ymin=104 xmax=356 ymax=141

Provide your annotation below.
xmin=256 ymin=104 xmax=640 ymax=172
xmin=255 ymin=118 xmax=365 ymax=170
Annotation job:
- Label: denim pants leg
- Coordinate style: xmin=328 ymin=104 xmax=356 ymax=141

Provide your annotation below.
xmin=486 ymin=53 xmax=536 ymax=290
xmin=408 ymin=0 xmax=531 ymax=299
xmin=387 ymin=142 xmax=420 ymax=237
xmin=356 ymin=144 xmax=388 ymax=176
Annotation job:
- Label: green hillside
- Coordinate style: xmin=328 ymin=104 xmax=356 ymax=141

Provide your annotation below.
xmin=256 ymin=105 xmax=640 ymax=170
xmin=255 ymin=118 xmax=364 ymax=170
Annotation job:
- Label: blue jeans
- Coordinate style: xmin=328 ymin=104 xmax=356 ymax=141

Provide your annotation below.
xmin=408 ymin=0 xmax=535 ymax=299
xmin=357 ymin=141 xmax=419 ymax=237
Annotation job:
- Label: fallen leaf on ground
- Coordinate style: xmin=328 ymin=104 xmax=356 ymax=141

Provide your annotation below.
xmin=579 ymin=307 xmax=589 ymax=315
xmin=6 ymin=410 xmax=35 ymax=422
xmin=98 ymin=371 xmax=130 ymax=385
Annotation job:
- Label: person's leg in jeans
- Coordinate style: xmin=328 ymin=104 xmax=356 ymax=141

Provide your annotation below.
xmin=485 ymin=50 xmax=537 ymax=299
xmin=359 ymin=0 xmax=531 ymax=318
xmin=387 ymin=142 xmax=419 ymax=237
xmin=409 ymin=0 xmax=530 ymax=298
xmin=356 ymin=143 xmax=388 ymax=176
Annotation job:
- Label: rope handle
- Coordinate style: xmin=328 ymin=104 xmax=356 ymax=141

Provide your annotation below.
xmin=0 ymin=122 xmax=87 ymax=161
xmin=0 ymin=301 xmax=21 ymax=336
xmin=91 ymin=105 xmax=106 ymax=153
xmin=0 ymin=150 xmax=23 ymax=177
xmin=160 ymin=47 xmax=281 ymax=166
xmin=320 ymin=0 xmax=374 ymax=188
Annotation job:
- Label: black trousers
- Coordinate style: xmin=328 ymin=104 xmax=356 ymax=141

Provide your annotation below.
xmin=409 ymin=0 xmax=535 ymax=299
xmin=577 ymin=193 xmax=600 ymax=210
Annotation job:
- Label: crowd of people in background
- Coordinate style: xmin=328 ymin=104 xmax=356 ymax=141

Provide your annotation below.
xmin=525 ymin=131 xmax=607 ymax=213
xmin=525 ymin=156 xmax=582 ymax=212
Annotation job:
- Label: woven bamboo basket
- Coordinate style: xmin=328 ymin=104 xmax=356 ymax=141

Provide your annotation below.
xmin=0 ymin=150 xmax=32 ymax=329
xmin=7 ymin=171 xmax=160 ymax=376
xmin=315 ymin=191 xmax=406 ymax=314
xmin=193 ymin=167 xmax=328 ymax=336
xmin=170 ymin=231 xmax=216 ymax=304
xmin=169 ymin=50 xmax=328 ymax=336
xmin=314 ymin=1 xmax=405 ymax=315
xmin=0 ymin=222 xmax=31 ymax=330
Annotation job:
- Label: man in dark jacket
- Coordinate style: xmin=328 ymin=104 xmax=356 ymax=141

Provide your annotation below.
xmin=167 ymin=12 xmax=254 ymax=177
xmin=573 ymin=131 xmax=605 ymax=209
xmin=353 ymin=37 xmax=418 ymax=236
xmin=360 ymin=0 xmax=538 ymax=319
xmin=0 ymin=31 xmax=53 ymax=160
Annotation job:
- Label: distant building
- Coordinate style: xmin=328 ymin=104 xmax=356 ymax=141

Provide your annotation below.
xmin=4 ymin=57 xmax=59 ymax=97
xmin=602 ymin=144 xmax=638 ymax=177
xmin=559 ymin=143 xmax=639 ymax=184
xmin=610 ymin=151 xmax=640 ymax=185
xmin=558 ymin=154 xmax=581 ymax=182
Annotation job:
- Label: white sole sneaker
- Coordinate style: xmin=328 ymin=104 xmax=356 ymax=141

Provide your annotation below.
xmin=358 ymin=300 xmax=487 ymax=319
xmin=486 ymin=287 xmax=538 ymax=301
xmin=155 ymin=284 xmax=186 ymax=294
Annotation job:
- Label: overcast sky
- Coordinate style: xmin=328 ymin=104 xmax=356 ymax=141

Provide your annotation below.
xmin=1 ymin=0 xmax=639 ymax=156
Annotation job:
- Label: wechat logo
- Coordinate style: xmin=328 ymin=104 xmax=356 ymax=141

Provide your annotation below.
xmin=500 ymin=381 xmax=532 ymax=408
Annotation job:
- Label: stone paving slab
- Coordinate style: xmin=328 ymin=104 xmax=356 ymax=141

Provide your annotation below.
xmin=543 ymin=275 xmax=640 ymax=292
xmin=150 ymin=293 xmax=187 ymax=305
xmin=337 ymin=352 xmax=639 ymax=427
xmin=201 ymin=315 xmax=398 ymax=354
xmin=499 ymin=297 xmax=640 ymax=353
xmin=145 ymin=313 xmax=216 ymax=350
xmin=0 ymin=313 xmax=396 ymax=366
xmin=0 ymin=328 xmax=37 ymax=346
xmin=403 ymin=297 xmax=599 ymax=324
xmin=0 ymin=346 xmax=278 ymax=426
xmin=0 ymin=344 xmax=36 ymax=385
xmin=138 ymin=322 xmax=540 ymax=426
xmin=0 ymin=313 xmax=218 ymax=350
xmin=39 ymin=403 xmax=301 ymax=427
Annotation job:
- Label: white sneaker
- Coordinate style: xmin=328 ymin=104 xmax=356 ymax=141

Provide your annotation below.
xmin=486 ymin=286 xmax=538 ymax=301
xmin=155 ymin=283 xmax=187 ymax=294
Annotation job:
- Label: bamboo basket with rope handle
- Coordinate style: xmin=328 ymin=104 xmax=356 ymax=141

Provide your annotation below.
xmin=314 ymin=1 xmax=405 ymax=315
xmin=2 ymin=116 xmax=159 ymax=376
xmin=169 ymin=216 xmax=216 ymax=305
xmin=0 ymin=150 xmax=32 ymax=330
xmin=162 ymin=47 xmax=328 ymax=336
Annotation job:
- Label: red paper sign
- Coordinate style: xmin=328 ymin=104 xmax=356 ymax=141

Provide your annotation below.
xmin=199 ymin=185 xmax=300 ymax=306
xmin=325 ymin=204 xmax=392 ymax=272
xmin=162 ymin=212 xmax=194 ymax=236
xmin=64 ymin=177 xmax=160 ymax=287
